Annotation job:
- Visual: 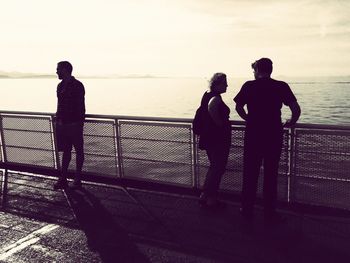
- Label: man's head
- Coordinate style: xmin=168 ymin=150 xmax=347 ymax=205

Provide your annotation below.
xmin=251 ymin=58 xmax=273 ymax=79
xmin=56 ymin=61 xmax=73 ymax=80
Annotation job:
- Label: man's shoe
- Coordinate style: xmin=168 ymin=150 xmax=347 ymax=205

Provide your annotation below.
xmin=53 ymin=179 xmax=68 ymax=190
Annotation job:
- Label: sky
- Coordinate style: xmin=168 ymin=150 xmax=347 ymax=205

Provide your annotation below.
xmin=1 ymin=0 xmax=350 ymax=77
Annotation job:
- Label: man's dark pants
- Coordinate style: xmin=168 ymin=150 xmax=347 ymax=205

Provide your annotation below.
xmin=241 ymin=126 xmax=283 ymax=216
xmin=57 ymin=122 xmax=84 ymax=180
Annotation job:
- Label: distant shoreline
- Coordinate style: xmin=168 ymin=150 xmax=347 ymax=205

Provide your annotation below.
xmin=1 ymin=72 xmax=350 ymax=82
xmin=0 ymin=75 xmax=55 ymax=79
xmin=0 ymin=74 xmax=179 ymax=79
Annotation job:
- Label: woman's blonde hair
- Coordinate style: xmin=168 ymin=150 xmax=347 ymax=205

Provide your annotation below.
xmin=209 ymin=72 xmax=227 ymax=92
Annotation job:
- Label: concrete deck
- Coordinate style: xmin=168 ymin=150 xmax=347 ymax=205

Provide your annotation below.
xmin=0 ymin=172 xmax=349 ymax=263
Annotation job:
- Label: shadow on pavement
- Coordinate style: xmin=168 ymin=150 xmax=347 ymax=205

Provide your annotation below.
xmin=1 ymin=172 xmax=75 ymax=225
xmin=64 ymin=188 xmax=150 ymax=263
xmin=1 ymin=172 xmax=350 ymax=262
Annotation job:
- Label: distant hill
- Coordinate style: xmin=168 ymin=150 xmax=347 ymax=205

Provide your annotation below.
xmin=0 ymin=71 xmax=167 ymax=79
xmin=0 ymin=71 xmax=55 ymax=78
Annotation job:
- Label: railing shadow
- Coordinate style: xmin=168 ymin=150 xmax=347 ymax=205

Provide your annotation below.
xmin=64 ymin=188 xmax=150 ymax=263
xmin=0 ymin=172 xmax=76 ymax=226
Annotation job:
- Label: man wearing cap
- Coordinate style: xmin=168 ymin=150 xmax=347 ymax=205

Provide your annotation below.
xmin=234 ymin=58 xmax=301 ymax=224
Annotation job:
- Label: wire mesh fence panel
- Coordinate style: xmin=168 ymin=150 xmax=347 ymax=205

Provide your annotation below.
xmin=119 ymin=120 xmax=193 ymax=186
xmin=1 ymin=115 xmax=55 ymax=168
xmin=291 ymin=128 xmax=350 ymax=209
xmin=197 ymin=127 xmax=290 ymax=201
xmin=61 ymin=119 xmax=118 ymax=176
xmin=1 ymin=115 xmax=52 ymax=132
xmin=3 ymin=130 xmax=53 ymax=150
xmin=291 ymin=177 xmax=350 ymax=210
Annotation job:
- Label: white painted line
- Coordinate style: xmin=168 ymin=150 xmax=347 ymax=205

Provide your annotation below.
xmin=0 ymin=237 xmax=41 ymax=260
xmin=0 ymin=224 xmax=59 ymax=260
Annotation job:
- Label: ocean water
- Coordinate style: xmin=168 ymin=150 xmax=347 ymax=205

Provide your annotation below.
xmin=1 ymin=77 xmax=349 ymax=209
xmin=0 ymin=77 xmax=349 ymax=125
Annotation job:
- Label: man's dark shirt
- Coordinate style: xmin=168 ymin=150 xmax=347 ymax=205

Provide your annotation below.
xmin=56 ymin=76 xmax=85 ymax=124
xmin=234 ymin=78 xmax=297 ymax=130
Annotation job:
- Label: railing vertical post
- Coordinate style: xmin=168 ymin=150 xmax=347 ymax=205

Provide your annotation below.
xmin=114 ymin=119 xmax=124 ymax=178
xmin=0 ymin=115 xmax=8 ymax=208
xmin=1 ymin=170 xmax=8 ymax=208
xmin=192 ymin=131 xmax=199 ymax=189
xmin=50 ymin=115 xmax=61 ymax=172
xmin=288 ymin=127 xmax=296 ymax=203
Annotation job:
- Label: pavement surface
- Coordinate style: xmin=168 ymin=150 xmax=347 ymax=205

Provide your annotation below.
xmin=0 ymin=171 xmax=350 ymax=263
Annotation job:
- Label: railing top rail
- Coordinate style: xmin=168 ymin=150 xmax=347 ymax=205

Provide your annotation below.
xmin=0 ymin=110 xmax=54 ymax=117
xmin=0 ymin=110 xmax=349 ymax=130
xmin=0 ymin=110 xmax=191 ymax=123
xmin=294 ymin=123 xmax=350 ymax=131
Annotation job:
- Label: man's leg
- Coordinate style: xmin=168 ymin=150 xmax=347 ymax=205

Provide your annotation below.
xmin=72 ymin=123 xmax=84 ymax=187
xmin=74 ymin=145 xmax=84 ymax=184
xmin=54 ymin=144 xmax=72 ymax=190
xmin=263 ymin=153 xmax=280 ymax=216
xmin=62 ymin=147 xmax=72 ymax=176
xmin=263 ymin=131 xmax=283 ymax=221
xmin=241 ymin=134 xmax=262 ymax=217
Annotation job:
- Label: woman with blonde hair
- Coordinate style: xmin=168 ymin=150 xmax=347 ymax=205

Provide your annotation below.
xmin=198 ymin=72 xmax=231 ymax=208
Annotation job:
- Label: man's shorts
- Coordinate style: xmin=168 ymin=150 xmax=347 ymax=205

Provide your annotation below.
xmin=56 ymin=122 xmax=84 ymax=152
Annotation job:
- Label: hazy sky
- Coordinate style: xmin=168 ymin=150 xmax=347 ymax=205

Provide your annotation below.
xmin=1 ymin=0 xmax=349 ymax=77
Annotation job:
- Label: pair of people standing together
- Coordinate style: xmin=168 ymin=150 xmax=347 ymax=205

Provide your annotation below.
xmin=198 ymin=58 xmax=301 ymax=225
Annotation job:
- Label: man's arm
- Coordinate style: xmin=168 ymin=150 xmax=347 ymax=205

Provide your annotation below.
xmin=55 ymin=85 xmax=63 ymax=124
xmin=283 ymin=101 xmax=301 ymax=128
xmin=71 ymin=82 xmax=85 ymax=122
xmin=76 ymin=83 xmax=85 ymax=121
xmin=233 ymin=81 xmax=249 ymax=121
xmin=235 ymin=102 xmax=248 ymax=121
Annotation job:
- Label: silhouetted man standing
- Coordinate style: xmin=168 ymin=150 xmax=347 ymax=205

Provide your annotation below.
xmin=54 ymin=61 xmax=85 ymax=190
xmin=234 ymin=58 xmax=300 ymax=224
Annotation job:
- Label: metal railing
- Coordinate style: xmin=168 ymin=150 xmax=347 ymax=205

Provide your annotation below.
xmin=0 ymin=110 xmax=349 ymax=211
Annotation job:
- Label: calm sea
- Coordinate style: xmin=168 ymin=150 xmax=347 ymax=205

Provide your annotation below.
xmin=0 ymin=77 xmax=349 ymax=125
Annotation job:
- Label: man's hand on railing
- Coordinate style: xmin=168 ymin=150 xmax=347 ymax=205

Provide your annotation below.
xmin=283 ymin=119 xmax=296 ymax=128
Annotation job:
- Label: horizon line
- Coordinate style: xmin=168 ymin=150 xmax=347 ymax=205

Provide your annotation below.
xmin=1 ymin=71 xmax=350 ymax=80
